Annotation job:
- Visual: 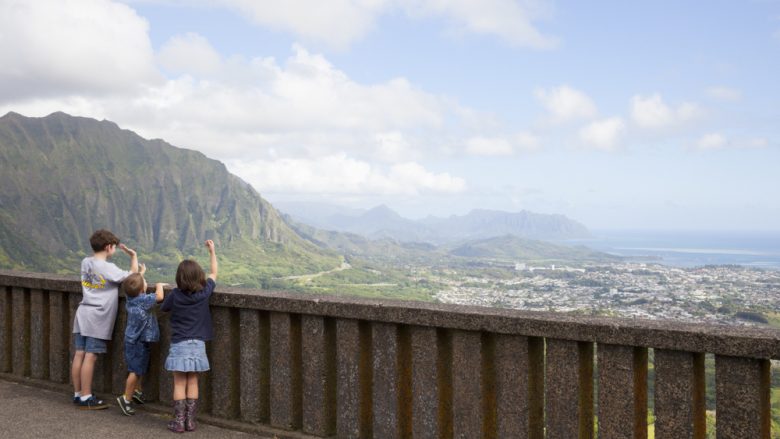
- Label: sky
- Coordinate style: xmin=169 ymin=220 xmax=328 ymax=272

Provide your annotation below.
xmin=1 ymin=0 xmax=779 ymax=231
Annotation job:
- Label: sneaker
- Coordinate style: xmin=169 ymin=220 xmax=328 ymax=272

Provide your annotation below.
xmin=116 ymin=395 xmax=135 ymax=416
xmin=131 ymin=389 xmax=145 ymax=405
xmin=73 ymin=396 xmax=80 ymax=405
xmin=78 ymin=395 xmax=108 ymax=410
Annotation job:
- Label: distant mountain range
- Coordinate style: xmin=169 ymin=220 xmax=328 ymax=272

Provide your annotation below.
xmin=276 ymin=202 xmax=591 ymax=244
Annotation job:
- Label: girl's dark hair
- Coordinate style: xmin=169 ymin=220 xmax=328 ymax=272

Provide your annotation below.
xmin=176 ymin=259 xmax=207 ymax=293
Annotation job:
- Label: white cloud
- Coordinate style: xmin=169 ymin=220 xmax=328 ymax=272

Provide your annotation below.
xmin=374 ymin=131 xmax=420 ymax=163
xmin=695 ymin=134 xmax=770 ymax=151
xmin=166 ymin=0 xmax=557 ymax=49
xmin=742 ymin=137 xmax=769 ymax=149
xmin=401 ymin=0 xmax=558 ymax=49
xmin=696 ymin=133 xmax=727 ymax=150
xmin=579 ymin=117 xmax=625 ymax=151
xmin=465 ymin=136 xmax=514 ymax=156
xmin=227 ymin=154 xmax=466 ymax=195
xmin=217 ymin=0 xmax=389 ymax=50
xmin=535 ymin=85 xmax=598 ymax=123
xmin=0 ymin=0 xmax=160 ymax=101
xmin=514 ymin=131 xmax=541 ymax=151
xmin=630 ymin=94 xmax=702 ymax=130
xmin=157 ymin=32 xmax=223 ymax=76
xmin=465 ymin=131 xmax=540 ymax=156
xmin=5 ymin=42 xmax=466 ymax=163
xmin=705 ymin=86 xmax=742 ymax=102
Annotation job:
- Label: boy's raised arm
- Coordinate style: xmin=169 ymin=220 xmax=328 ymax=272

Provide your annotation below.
xmin=120 ymin=244 xmax=139 ymax=273
xmin=154 ymin=283 xmax=167 ymax=303
xmin=205 ymin=240 xmax=218 ymax=281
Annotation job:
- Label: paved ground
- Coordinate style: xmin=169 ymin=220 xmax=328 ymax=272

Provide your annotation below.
xmin=0 ymin=380 xmax=268 ymax=439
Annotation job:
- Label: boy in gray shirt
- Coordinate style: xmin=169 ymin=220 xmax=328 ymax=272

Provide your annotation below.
xmin=72 ymin=229 xmax=141 ymax=409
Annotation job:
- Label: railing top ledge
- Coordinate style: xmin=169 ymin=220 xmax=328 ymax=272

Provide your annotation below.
xmin=2 ymin=269 xmax=779 ymax=359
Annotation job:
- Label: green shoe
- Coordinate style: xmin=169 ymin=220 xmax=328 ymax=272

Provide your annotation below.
xmin=131 ymin=389 xmax=145 ymax=405
xmin=116 ymin=395 xmax=135 ymax=416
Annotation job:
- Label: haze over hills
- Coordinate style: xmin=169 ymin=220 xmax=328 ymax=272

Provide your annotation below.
xmin=0 ymin=111 xmax=339 ymax=280
xmin=276 ymin=202 xmax=591 ymax=244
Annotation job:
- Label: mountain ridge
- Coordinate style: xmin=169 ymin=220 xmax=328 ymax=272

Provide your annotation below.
xmin=0 ymin=111 xmax=338 ymax=279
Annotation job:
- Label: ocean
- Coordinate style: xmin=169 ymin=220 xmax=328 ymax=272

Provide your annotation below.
xmin=565 ymin=230 xmax=780 ymax=269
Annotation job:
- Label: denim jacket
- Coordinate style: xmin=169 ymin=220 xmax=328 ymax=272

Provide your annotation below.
xmin=125 ymin=293 xmax=160 ymax=344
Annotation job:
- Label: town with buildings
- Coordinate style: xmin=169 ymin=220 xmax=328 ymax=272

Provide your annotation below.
xmin=432 ymin=262 xmax=780 ymax=327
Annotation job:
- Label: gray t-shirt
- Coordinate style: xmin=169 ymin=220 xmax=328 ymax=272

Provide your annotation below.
xmin=73 ymin=257 xmax=131 ymax=340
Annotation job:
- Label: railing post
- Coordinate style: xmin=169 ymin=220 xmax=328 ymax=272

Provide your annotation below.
xmin=211 ymin=306 xmax=239 ymax=419
xmin=654 ymin=349 xmax=705 ymax=439
xmin=597 ymin=344 xmax=648 ymax=439
xmin=111 ymin=299 xmax=127 ymax=396
xmin=302 ymin=314 xmax=336 ymax=436
xmin=546 ymin=339 xmax=594 ymax=439
xmin=336 ymin=318 xmax=367 ymax=439
xmin=0 ymin=287 xmax=10 ymax=373
xmin=494 ymin=334 xmax=544 ymax=438
xmin=48 ymin=290 xmax=69 ymax=383
xmin=239 ymin=308 xmax=269 ymax=424
xmin=156 ymin=312 xmax=172 ymax=405
xmin=11 ymin=287 xmax=30 ymax=377
xmin=452 ymin=329 xmax=485 ymax=438
xmin=372 ymin=322 xmax=403 ymax=438
xmin=270 ymin=312 xmax=302 ymax=430
xmin=411 ymin=326 xmax=445 ymax=439
xmin=30 ymin=289 xmax=49 ymax=380
xmin=715 ymin=355 xmax=771 ymax=439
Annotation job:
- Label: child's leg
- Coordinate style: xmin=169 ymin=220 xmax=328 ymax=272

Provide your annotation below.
xmin=79 ymin=352 xmax=98 ymax=396
xmin=173 ymin=372 xmax=187 ymax=401
xmin=135 ymin=375 xmax=143 ymax=393
xmin=71 ymin=350 xmax=85 ymax=393
xmin=185 ymin=372 xmax=198 ymax=400
xmin=124 ymin=372 xmax=138 ymax=401
xmin=184 ymin=372 xmax=200 ymax=431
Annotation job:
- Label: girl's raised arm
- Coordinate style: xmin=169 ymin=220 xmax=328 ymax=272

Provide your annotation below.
xmin=205 ymin=240 xmax=218 ymax=281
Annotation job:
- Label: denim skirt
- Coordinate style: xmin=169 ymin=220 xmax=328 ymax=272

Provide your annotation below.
xmin=165 ymin=339 xmax=210 ymax=372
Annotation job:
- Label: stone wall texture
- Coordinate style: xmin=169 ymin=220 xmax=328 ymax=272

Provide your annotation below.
xmin=0 ymin=270 xmax=778 ymax=439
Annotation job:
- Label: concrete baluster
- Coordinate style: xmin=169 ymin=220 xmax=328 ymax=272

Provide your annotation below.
xmin=452 ymin=329 xmax=484 ymax=438
xmin=11 ymin=287 xmax=30 ymax=377
xmin=546 ymin=339 xmax=594 ymax=439
xmin=30 ymin=289 xmax=49 ymax=380
xmin=410 ymin=326 xmax=445 ymax=439
xmin=654 ymin=349 xmax=705 ymax=439
xmin=302 ymin=314 xmax=336 ymax=436
xmin=239 ymin=308 xmax=269 ymax=423
xmin=211 ymin=306 xmax=239 ymax=419
xmin=270 ymin=311 xmax=302 ymax=430
xmin=715 ymin=355 xmax=771 ymax=439
xmin=47 ymin=290 xmax=69 ymax=383
xmin=597 ymin=344 xmax=648 ymax=439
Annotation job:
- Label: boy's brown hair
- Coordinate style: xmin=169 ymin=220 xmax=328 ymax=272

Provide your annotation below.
xmin=175 ymin=260 xmax=207 ymax=293
xmin=90 ymin=229 xmax=120 ymax=252
xmin=121 ymin=273 xmax=145 ymax=298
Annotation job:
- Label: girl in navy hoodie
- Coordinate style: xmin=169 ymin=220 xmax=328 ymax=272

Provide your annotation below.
xmin=161 ymin=240 xmax=217 ymax=433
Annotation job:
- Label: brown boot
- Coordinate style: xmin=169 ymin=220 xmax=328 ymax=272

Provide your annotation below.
xmin=184 ymin=399 xmax=198 ymax=431
xmin=167 ymin=400 xmax=185 ymax=433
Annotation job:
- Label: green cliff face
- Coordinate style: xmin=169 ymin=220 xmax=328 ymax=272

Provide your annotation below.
xmin=0 ymin=112 xmax=339 ymax=283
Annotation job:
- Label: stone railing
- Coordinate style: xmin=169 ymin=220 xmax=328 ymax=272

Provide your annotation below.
xmin=0 ymin=270 xmax=777 ymax=438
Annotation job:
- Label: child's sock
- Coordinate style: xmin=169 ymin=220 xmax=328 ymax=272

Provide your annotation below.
xmin=80 ymin=394 xmax=92 ymax=402
xmin=74 ymin=392 xmax=81 ymax=398
xmin=122 ymin=395 xmax=131 ymax=404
